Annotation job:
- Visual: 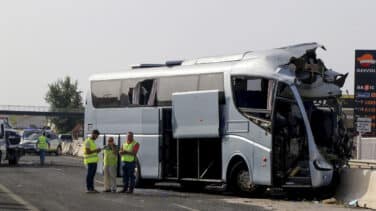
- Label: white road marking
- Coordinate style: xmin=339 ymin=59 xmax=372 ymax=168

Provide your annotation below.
xmin=172 ymin=203 xmax=200 ymax=211
xmin=0 ymin=183 xmax=39 ymax=211
xmin=62 ymin=156 xmax=83 ymax=161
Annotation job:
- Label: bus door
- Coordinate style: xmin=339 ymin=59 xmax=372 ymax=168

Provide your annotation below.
xmin=273 ymin=83 xmax=310 ymax=187
xmin=273 ymin=83 xmax=333 ymax=187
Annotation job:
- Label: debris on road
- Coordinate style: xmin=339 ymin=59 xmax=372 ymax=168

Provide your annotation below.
xmin=348 ymin=199 xmax=358 ymax=207
xmin=321 ymin=197 xmax=337 ymax=204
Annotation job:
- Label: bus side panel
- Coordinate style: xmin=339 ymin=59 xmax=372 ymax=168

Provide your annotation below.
xmin=96 ymin=135 xmax=105 ymax=175
xmin=112 ymin=108 xmax=160 ymax=179
xmin=222 ymin=135 xmax=271 ymax=185
xmin=119 ymin=134 xmax=160 ymax=179
xmin=222 ymin=136 xmax=254 ymax=182
xmin=222 ymin=72 xmax=272 ymax=186
xmin=140 ymin=108 xmax=160 ymax=179
xmin=84 ymin=91 xmax=96 ymax=136
xmin=95 ymin=109 xmax=142 ymax=134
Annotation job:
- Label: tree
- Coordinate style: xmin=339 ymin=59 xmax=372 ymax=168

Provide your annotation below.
xmin=45 ymin=76 xmax=83 ymax=133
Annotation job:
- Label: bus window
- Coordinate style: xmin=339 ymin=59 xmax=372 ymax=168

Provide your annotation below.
xmin=121 ymin=79 xmax=157 ymax=106
xmin=198 ymin=73 xmax=224 ymax=91
xmin=92 ymin=80 xmax=121 ymax=108
xmin=232 ymin=77 xmax=275 ymax=130
xmin=157 ymin=75 xmax=199 ymax=106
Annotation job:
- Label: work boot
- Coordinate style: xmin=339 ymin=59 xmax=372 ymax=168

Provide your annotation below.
xmin=86 ymin=190 xmax=95 ymax=193
xmin=127 ymin=188 xmax=134 ymax=194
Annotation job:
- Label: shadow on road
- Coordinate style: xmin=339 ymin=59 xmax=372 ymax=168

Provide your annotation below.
xmin=152 ymin=183 xmax=335 ymax=202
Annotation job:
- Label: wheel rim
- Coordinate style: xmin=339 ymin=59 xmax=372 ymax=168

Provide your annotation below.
xmin=236 ymin=169 xmax=251 ymax=192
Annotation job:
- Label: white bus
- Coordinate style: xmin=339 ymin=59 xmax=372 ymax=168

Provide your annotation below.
xmin=85 ymin=43 xmax=352 ymax=193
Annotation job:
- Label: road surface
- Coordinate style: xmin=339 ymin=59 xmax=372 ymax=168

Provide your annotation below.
xmin=0 ymin=155 xmax=362 ymax=211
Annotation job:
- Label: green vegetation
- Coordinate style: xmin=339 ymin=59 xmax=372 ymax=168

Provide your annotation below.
xmin=45 ymin=76 xmax=83 ymax=133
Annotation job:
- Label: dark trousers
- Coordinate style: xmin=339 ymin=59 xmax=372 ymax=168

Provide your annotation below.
xmin=86 ymin=163 xmax=97 ymax=191
xmin=39 ymin=149 xmax=46 ymax=165
xmin=122 ymin=161 xmax=136 ymax=190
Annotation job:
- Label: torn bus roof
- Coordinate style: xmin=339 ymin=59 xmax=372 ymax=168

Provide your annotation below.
xmin=90 ymin=43 xmax=348 ymax=98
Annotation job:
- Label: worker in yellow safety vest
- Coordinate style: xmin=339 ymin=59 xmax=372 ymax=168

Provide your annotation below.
xmin=84 ymin=129 xmax=102 ymax=193
xmin=37 ymin=132 xmax=50 ymax=166
xmin=119 ymin=131 xmax=140 ymax=193
xmin=103 ymin=137 xmax=118 ymax=192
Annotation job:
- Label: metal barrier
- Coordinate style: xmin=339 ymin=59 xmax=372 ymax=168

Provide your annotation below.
xmin=349 ymin=160 xmax=376 ymax=169
xmin=0 ymin=105 xmax=84 ymax=117
xmin=0 ymin=105 xmax=83 ymax=113
xmin=355 ymin=136 xmax=376 ymax=161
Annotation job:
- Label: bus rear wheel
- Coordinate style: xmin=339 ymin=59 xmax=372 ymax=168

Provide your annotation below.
xmin=228 ymin=161 xmax=262 ymax=195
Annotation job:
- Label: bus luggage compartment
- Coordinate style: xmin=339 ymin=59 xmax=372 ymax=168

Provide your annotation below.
xmin=172 ymin=90 xmax=220 ymax=139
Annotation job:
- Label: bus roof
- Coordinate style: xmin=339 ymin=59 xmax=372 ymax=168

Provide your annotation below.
xmin=89 ymin=42 xmax=324 ymax=83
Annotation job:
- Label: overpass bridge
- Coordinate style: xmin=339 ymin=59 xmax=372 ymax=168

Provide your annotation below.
xmin=0 ymin=105 xmax=84 ymax=117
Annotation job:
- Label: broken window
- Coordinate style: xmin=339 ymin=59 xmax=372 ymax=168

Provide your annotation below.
xmin=121 ymin=79 xmax=157 ymax=106
xmin=232 ymin=77 xmax=275 ymax=130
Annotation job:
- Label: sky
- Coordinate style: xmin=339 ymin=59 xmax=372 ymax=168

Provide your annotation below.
xmin=0 ymin=0 xmax=375 ymax=106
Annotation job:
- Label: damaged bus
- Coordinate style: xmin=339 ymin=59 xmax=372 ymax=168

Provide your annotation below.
xmin=85 ymin=43 xmax=352 ymax=193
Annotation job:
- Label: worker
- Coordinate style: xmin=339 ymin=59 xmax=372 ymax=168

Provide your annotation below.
xmin=37 ymin=132 xmax=50 ymax=166
xmin=84 ymin=130 xmax=102 ymax=193
xmin=119 ymin=131 xmax=140 ymax=193
xmin=103 ymin=137 xmax=118 ymax=192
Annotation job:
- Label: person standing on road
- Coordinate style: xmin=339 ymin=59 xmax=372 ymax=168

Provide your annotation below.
xmin=37 ymin=132 xmax=50 ymax=166
xmin=103 ymin=137 xmax=118 ymax=193
xmin=84 ymin=129 xmax=102 ymax=193
xmin=119 ymin=132 xmax=140 ymax=194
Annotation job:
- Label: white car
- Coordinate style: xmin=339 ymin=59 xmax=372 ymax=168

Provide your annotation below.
xmin=20 ymin=130 xmax=62 ymax=155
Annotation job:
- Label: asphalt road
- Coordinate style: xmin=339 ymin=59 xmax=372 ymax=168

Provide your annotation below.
xmin=0 ymin=155 xmax=363 ymax=211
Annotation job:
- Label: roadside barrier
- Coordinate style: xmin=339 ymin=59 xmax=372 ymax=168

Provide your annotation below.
xmin=336 ymin=160 xmax=376 ymax=209
xmin=61 ymin=140 xmax=84 ymax=157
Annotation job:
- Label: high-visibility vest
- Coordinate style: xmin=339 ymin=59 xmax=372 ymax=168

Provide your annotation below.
xmin=121 ymin=141 xmax=138 ymax=162
xmin=37 ymin=135 xmax=48 ymax=150
xmin=83 ymin=138 xmax=99 ymax=165
xmin=104 ymin=146 xmax=118 ymax=166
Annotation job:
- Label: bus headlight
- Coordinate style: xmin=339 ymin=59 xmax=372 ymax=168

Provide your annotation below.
xmin=314 ymin=159 xmax=333 ymax=171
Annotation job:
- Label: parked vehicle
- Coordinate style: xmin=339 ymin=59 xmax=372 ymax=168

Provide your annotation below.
xmin=58 ymin=134 xmax=73 ymax=142
xmin=0 ymin=118 xmax=24 ymax=165
xmin=20 ymin=130 xmax=63 ymax=156
xmin=85 ymin=43 xmax=352 ymax=193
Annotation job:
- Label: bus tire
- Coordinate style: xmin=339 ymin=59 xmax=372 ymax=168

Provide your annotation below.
xmin=228 ymin=160 xmax=262 ymax=195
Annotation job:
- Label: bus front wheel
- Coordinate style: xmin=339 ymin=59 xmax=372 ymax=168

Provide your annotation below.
xmin=228 ymin=161 xmax=261 ymax=195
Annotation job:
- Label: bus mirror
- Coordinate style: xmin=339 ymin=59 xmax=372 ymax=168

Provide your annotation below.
xmin=0 ymin=124 xmax=4 ymax=139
